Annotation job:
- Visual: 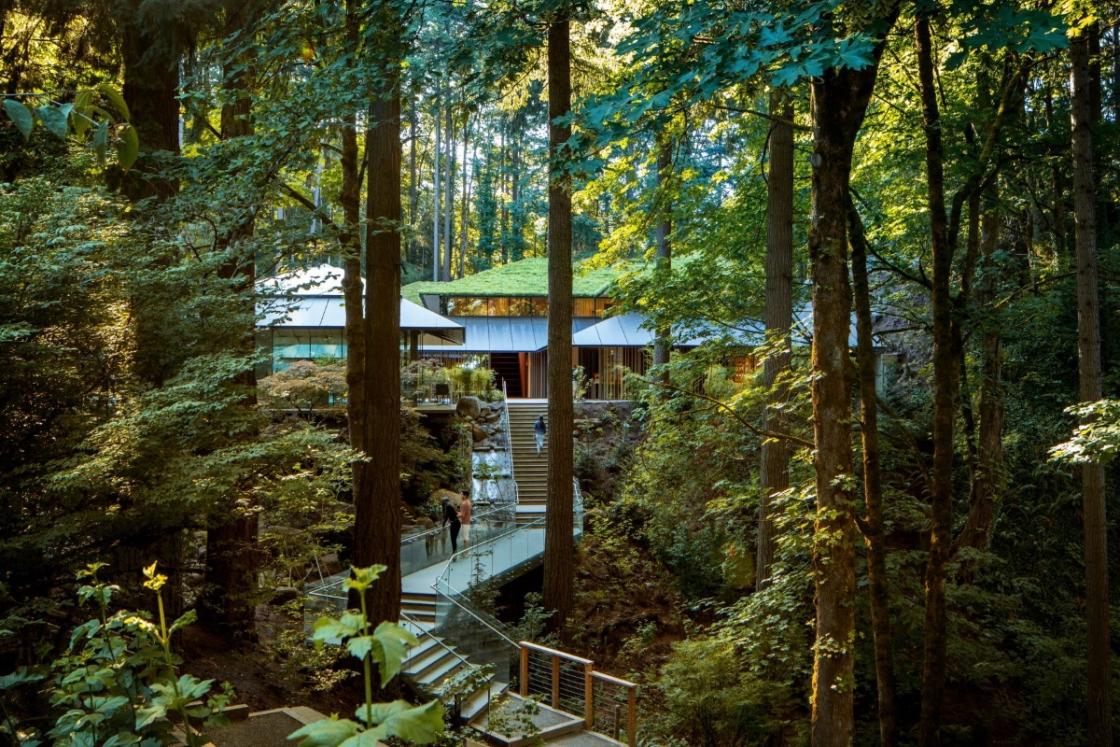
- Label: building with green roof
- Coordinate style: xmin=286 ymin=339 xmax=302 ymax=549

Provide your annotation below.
xmin=402 ymin=257 xmax=646 ymax=398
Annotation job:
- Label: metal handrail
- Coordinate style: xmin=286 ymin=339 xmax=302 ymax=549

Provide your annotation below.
xmin=501 ymin=380 xmax=516 ymax=485
xmin=430 ymin=518 xmax=547 ymax=649
xmin=399 ymin=609 xmax=474 ymax=672
xmin=434 ymin=583 xmax=521 ymax=651
xmin=402 ymin=503 xmax=511 ymax=546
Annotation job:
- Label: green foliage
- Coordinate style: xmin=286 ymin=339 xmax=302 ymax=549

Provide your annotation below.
xmin=292 ymin=566 xmax=444 ymax=746
xmin=3 ymin=86 xmax=137 ymax=167
xmin=2 ymin=563 xmax=231 ymax=747
xmin=1049 ymin=399 xmax=1120 ymax=464
xmin=402 ymin=257 xmax=621 ymax=303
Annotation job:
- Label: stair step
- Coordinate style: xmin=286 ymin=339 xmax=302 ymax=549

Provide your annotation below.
xmin=462 ymin=681 xmax=509 ymax=723
xmin=405 ymin=644 xmax=459 ymax=678
xmin=418 ymin=654 xmax=469 ymax=687
xmin=402 ymin=635 xmax=441 ymax=666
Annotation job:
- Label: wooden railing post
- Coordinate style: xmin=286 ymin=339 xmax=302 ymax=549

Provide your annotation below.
xmin=627 ymin=685 xmax=637 ymax=747
xmin=584 ymin=662 xmax=593 ymax=728
xmin=550 ymin=655 xmax=560 ymax=708
xmin=519 ymin=645 xmax=529 ymax=697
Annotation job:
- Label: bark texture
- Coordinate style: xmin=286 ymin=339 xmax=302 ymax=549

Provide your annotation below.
xmin=1071 ymin=29 xmax=1112 ymax=747
xmin=808 ymin=63 xmax=883 ymax=747
xmin=200 ymin=0 xmax=261 ymax=638
xmin=847 ymin=199 xmax=897 ymax=746
xmin=756 ymin=89 xmax=793 ymax=588
xmin=543 ymin=10 xmax=575 ymax=625
xmin=341 ymin=0 xmax=368 ymax=573
xmin=356 ymin=4 xmax=403 ymax=629
xmin=915 ymin=16 xmax=958 ymax=746
xmin=652 ymin=135 xmax=673 ymax=371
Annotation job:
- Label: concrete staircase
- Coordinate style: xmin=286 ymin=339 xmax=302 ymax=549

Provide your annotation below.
xmin=400 ymin=592 xmax=507 ymax=723
xmin=507 ymin=401 xmax=549 ymax=508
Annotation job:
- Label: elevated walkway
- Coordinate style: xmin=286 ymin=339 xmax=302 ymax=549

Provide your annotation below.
xmin=308 ymin=393 xmax=632 ymax=744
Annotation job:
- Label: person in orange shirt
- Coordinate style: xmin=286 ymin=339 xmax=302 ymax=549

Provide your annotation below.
xmin=458 ymin=488 xmax=472 ymax=546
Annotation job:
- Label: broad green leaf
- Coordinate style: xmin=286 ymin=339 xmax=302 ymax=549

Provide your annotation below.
xmin=69 ymin=619 xmax=101 ymax=650
xmin=135 ymin=704 xmax=167 ymax=729
xmin=116 ymin=124 xmax=139 ymax=170
xmin=370 ymin=621 xmax=417 ymax=686
xmin=359 ymin=699 xmax=443 ymax=744
xmin=37 ymin=104 xmax=71 ymax=139
xmin=71 ymin=90 xmax=94 ymax=138
xmin=3 ymin=99 xmax=33 ymax=140
xmin=288 ymin=717 xmax=361 ymax=745
xmin=338 ymin=731 xmax=384 ymax=746
xmin=0 ymin=667 xmax=44 ymax=691
xmin=176 ymin=673 xmax=213 ymax=701
xmin=344 ymin=565 xmax=386 ymax=593
xmin=98 ymin=83 xmax=130 ymax=121
xmin=346 ymin=635 xmax=373 ymax=661
xmin=169 ymin=609 xmax=197 ymax=635
xmin=95 ymin=694 xmax=130 ymax=715
xmin=93 ymin=120 xmax=109 ymax=163
xmin=312 ymin=611 xmax=364 ymax=645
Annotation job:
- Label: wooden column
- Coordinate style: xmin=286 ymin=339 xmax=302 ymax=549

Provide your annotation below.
xmin=519 ymin=645 xmax=529 ymax=697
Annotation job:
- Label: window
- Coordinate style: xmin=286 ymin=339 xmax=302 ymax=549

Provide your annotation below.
xmin=573 ymin=298 xmax=597 ymax=317
xmin=488 ymin=297 xmax=511 ymax=317
xmin=509 ymin=297 xmax=534 ymax=316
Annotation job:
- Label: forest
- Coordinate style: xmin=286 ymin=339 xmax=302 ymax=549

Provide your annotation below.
xmin=1 ymin=0 xmax=1118 ymax=745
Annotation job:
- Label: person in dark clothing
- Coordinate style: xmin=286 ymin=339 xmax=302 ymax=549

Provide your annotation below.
xmin=534 ymin=415 xmax=547 ymax=454
xmin=442 ymin=495 xmax=461 ymax=553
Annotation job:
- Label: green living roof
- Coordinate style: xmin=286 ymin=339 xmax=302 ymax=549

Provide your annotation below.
xmin=402 ymin=257 xmax=623 ymax=303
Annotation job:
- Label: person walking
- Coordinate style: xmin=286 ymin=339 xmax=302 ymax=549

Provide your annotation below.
xmin=458 ymin=489 xmax=473 ymax=546
xmin=534 ymin=415 xmax=547 ymax=454
xmin=442 ymin=495 xmax=461 ymax=553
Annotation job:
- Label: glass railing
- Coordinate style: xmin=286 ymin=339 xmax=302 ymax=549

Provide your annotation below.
xmin=400 ymin=505 xmax=518 ymax=578
xmin=429 ymin=482 xmax=585 ymax=687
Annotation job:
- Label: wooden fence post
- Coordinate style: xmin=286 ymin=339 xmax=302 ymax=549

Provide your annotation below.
xmin=584 ymin=664 xmax=593 ymax=728
xmin=550 ymin=655 xmax=560 ymax=708
xmin=627 ymin=686 xmax=637 ymax=747
xmin=519 ymin=645 xmax=528 ymax=697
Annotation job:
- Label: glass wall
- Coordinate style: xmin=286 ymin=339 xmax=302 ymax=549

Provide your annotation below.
xmin=444 ymin=296 xmax=611 ymax=317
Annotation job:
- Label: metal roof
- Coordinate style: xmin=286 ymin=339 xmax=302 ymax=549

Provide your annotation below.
xmin=418 ymin=317 xmax=600 ymax=353
xmin=256 ymin=265 xmax=464 ymax=343
xmin=571 ymin=309 xmax=864 ymax=349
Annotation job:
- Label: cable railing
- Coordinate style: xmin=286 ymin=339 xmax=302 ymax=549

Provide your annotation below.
xmin=518 ymin=641 xmax=638 ymax=747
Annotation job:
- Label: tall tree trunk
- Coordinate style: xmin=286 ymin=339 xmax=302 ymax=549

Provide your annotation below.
xmin=433 ymin=96 xmax=442 ymax=280
xmin=408 ymin=81 xmax=420 ymax=268
xmin=652 ymin=134 xmax=673 ymax=372
xmin=510 ymin=117 xmax=523 ymax=260
xmin=119 ymin=0 xmax=184 ymax=617
xmin=1071 ymin=28 xmax=1113 ymax=746
xmin=915 ymin=15 xmax=958 ymax=746
xmin=499 ymin=114 xmax=509 ymax=264
xmin=756 ymin=90 xmax=793 ymax=588
xmin=357 ymin=4 xmax=403 ymax=631
xmin=460 ymin=112 xmax=473 ymax=278
xmin=444 ymin=97 xmax=455 ymax=280
xmin=954 ymin=190 xmax=1003 ymax=554
xmin=847 ymin=198 xmax=898 ymax=747
xmin=200 ymin=0 xmax=261 ymax=638
xmin=543 ymin=8 xmax=574 ymax=626
xmin=806 ymin=5 xmax=897 ymax=737
xmin=340 ymin=0 xmax=368 ymax=600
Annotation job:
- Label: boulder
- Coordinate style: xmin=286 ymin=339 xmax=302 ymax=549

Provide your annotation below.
xmin=430 ymin=488 xmax=461 ymax=507
xmin=456 ymin=396 xmax=482 ymax=419
xmin=471 ymin=423 xmax=488 ymax=442
xmin=270 ymin=586 xmax=300 ymax=606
